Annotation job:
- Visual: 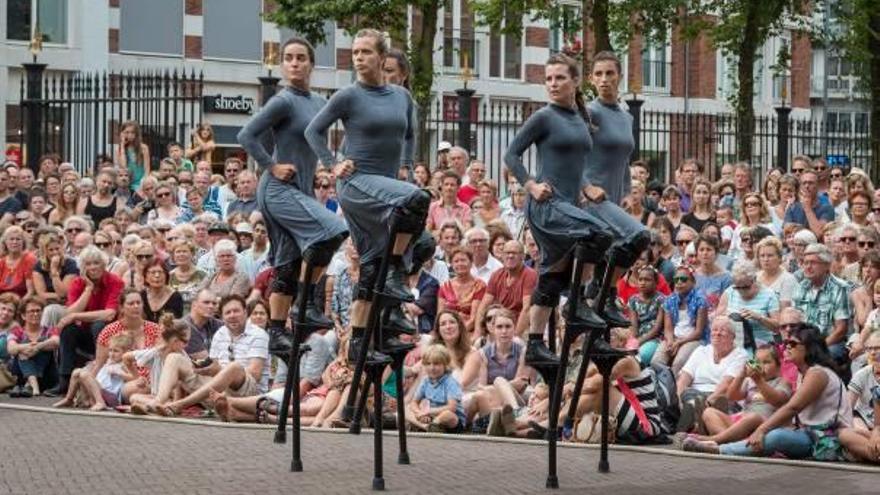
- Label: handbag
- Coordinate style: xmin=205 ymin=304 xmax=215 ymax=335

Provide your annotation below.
xmin=0 ymin=363 xmax=15 ymax=392
xmin=797 ymin=376 xmax=845 ymax=462
xmin=571 ymin=412 xmax=617 ymax=444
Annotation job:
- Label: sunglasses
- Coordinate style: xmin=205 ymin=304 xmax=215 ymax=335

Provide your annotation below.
xmin=783 ymin=339 xmax=803 ymax=349
xmin=859 ymin=241 xmax=876 ymax=248
xmin=830 ymin=171 xmax=843 ymax=178
xmin=733 ymin=283 xmax=753 ymax=291
xmin=673 ymin=275 xmax=691 ymax=283
xmin=740 ymin=237 xmax=752 ymax=244
xmin=744 ymin=201 xmax=761 ymax=207
xmin=156 ymin=192 xmax=172 ymax=198
xmin=66 ymin=227 xmax=83 ymax=234
xmin=95 ymin=242 xmax=112 ymax=248
xmin=317 ymin=183 xmax=331 ymax=190
xmin=157 ymin=228 xmax=171 ymax=233
xmin=136 ymin=254 xmax=154 ymax=260
xmin=839 ymin=237 xmax=856 ymax=243
xmin=792 ymin=168 xmax=804 ymax=174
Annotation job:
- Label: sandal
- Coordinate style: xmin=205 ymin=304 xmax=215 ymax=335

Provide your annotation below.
xmin=255 ymin=397 xmax=270 ymax=423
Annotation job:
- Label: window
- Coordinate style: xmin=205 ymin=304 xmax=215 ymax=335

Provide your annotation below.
xmin=826 ymin=112 xmax=852 ymax=133
xmin=550 ymin=4 xmax=580 ymax=54
xmin=442 ymin=1 xmax=477 ymax=76
xmin=641 ymin=42 xmax=669 ymax=92
xmin=280 ymin=21 xmax=336 ymax=68
xmin=6 ymin=0 xmax=67 ymax=43
xmin=489 ymin=11 xmax=522 ymax=80
xmin=204 ymin=0 xmax=261 ymax=61
xmin=119 ymin=0 xmax=183 ymax=55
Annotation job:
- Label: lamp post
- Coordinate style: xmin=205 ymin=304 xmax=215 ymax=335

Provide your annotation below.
xmin=455 ymin=51 xmax=475 ymax=156
xmin=775 ymin=78 xmax=791 ymax=172
xmin=23 ymin=31 xmax=46 ymax=173
xmin=257 ymin=45 xmax=281 ymax=158
xmin=625 ymin=81 xmax=644 ymax=162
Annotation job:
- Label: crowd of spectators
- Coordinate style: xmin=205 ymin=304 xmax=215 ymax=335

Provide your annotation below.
xmin=0 ymin=128 xmax=878 ymax=465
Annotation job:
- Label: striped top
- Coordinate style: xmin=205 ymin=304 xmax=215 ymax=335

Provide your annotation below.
xmin=615 ymin=367 xmax=663 ymax=440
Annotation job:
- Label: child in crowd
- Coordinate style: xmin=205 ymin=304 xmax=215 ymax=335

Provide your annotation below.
xmin=682 ymin=344 xmax=791 ymax=452
xmin=127 ymin=315 xmax=191 ymax=414
xmin=627 ymin=266 xmax=665 ymax=364
xmin=53 ymin=333 xmax=137 ymax=411
xmin=406 ymin=344 xmax=465 ymax=433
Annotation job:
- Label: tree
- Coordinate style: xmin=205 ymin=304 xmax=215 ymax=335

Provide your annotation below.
xmin=824 ymin=0 xmax=880 ymax=173
xmin=267 ymin=0 xmax=443 ymax=160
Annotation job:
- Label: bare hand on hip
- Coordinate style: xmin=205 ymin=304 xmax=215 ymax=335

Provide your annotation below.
xmin=272 ymin=163 xmax=297 ymax=182
xmin=334 ymin=160 xmax=356 ymax=179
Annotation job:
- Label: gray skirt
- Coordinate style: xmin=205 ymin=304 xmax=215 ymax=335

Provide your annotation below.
xmin=257 ymin=172 xmax=349 ymax=267
xmin=582 ymin=200 xmax=649 ymax=267
xmin=526 ymin=197 xmax=612 ymax=274
xmin=337 ymin=172 xmax=423 ymax=264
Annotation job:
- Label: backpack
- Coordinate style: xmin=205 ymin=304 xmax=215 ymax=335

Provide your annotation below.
xmin=649 ymin=363 xmax=680 ymax=435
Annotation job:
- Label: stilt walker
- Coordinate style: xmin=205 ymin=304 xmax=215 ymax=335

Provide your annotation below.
xmin=237 ymin=37 xmax=348 ymax=472
xmin=503 ymin=53 xmax=649 ymax=489
xmin=304 ymin=29 xmax=435 ymax=491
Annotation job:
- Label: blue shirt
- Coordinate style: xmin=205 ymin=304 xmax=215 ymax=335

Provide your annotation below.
xmin=663 ymin=289 xmax=710 ymax=342
xmin=414 ymin=372 xmax=465 ymax=424
xmin=783 ymin=200 xmax=835 ymax=227
xmin=722 ymin=285 xmax=780 ymax=345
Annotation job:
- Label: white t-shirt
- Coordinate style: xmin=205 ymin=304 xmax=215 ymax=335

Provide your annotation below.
xmin=96 ymin=361 xmax=126 ymax=398
xmin=848 ymin=364 xmax=879 ymax=424
xmin=209 ymin=323 xmax=270 ymax=393
xmin=682 ymin=345 xmax=749 ymax=394
xmin=471 ymin=255 xmax=502 ymax=284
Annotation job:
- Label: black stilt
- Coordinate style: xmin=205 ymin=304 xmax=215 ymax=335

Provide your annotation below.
xmin=392 ymin=352 xmax=410 ymax=464
xmin=589 ymin=340 xmax=636 ymax=474
xmin=371 ymin=365 xmax=385 ymax=490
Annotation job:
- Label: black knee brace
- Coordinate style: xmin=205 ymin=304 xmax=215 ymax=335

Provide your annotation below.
xmin=271 ymin=261 xmax=302 ymax=297
xmin=354 ymin=259 xmax=382 ymax=301
xmin=303 ymin=233 xmax=348 ymax=267
xmin=409 ymin=231 xmax=436 ymax=274
xmin=392 ymin=189 xmax=432 ymax=234
xmin=611 ymin=230 xmax=652 ymax=269
xmin=532 ymin=271 xmax=568 ymax=308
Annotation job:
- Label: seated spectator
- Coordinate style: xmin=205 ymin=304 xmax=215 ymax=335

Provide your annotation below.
xmin=407 ymin=258 xmax=440 ymax=334
xmin=627 ymin=266 xmax=666 ymax=364
xmin=675 ymin=316 xmax=749 ymax=432
xmin=94 ymin=230 xmax=124 ymax=275
xmin=846 ymin=331 xmax=880 ymax=431
xmin=197 ymin=239 xmax=250 ymax=299
xmin=168 ymin=239 xmax=208 ymax=313
xmin=435 ymin=221 xmax=463 ymax=264
xmin=625 ymin=179 xmax=658 ymax=227
xmin=716 ymin=261 xmax=780 ymax=349
xmin=31 ymin=230 xmax=79 ymax=304
xmin=329 ymin=240 xmax=358 ymax=334
xmin=692 ymin=235 xmax=732 ymax=310
xmin=457 ymin=160 xmax=485 ymax=205
xmin=126 ymin=316 xmax=193 ymax=413
xmin=121 ymin=240 xmax=157 ymax=290
xmin=711 ymin=323 xmax=852 ymax=460
xmin=430 ymin=310 xmax=480 ymax=399
xmin=616 ymin=248 xmax=671 ymax=307
xmin=50 ymin=246 xmax=124 ymax=396
xmin=406 ymin=344 xmax=466 ymax=433
xmin=53 ymin=332 xmax=137 ymax=411
xmin=791 ymin=243 xmax=851 ymax=362
xmin=0 ymin=226 xmax=37 ymax=297
xmin=438 ymin=247 xmax=486 ymax=335
xmin=225 ymin=170 xmax=257 ymax=219
xmin=652 ymin=266 xmax=708 ymax=374
xmin=784 ymin=167 xmax=834 ymax=237
xmin=141 ymin=259 xmax=184 ymax=322
xmin=755 ymin=237 xmax=798 ymax=309
xmin=473 ymin=180 xmax=501 ymax=227
xmin=500 ymin=186 xmax=527 ymax=240
xmin=6 ymin=296 xmax=59 ymax=397
xmin=683 ymin=344 xmax=791 ymax=451
xmin=475 ymin=240 xmax=535 ymax=337
xmin=182 ymin=289 xmax=223 ymax=360
xmin=0 ymin=293 xmax=20 ymax=335
xmin=48 ymin=182 xmax=79 ymax=226
xmin=489 ymin=227 xmax=513 ymax=261
xmin=237 ymin=220 xmax=269 ymax=283
xmin=142 ymin=295 xmax=269 ymax=416
xmin=427 ymin=170 xmax=472 ymax=234
xmin=465 ymin=227 xmax=502 ymax=283
xmin=146 ymin=182 xmax=181 ymax=224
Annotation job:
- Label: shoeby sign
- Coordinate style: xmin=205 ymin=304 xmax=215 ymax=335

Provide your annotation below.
xmin=202 ymin=94 xmax=256 ymax=115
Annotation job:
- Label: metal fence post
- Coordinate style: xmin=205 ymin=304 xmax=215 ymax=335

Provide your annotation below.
xmin=626 ymin=96 xmax=644 ymax=161
xmin=775 ymin=105 xmax=791 ymax=172
xmin=456 ymin=86 xmax=475 ymax=156
xmin=22 ymin=62 xmax=47 ymax=172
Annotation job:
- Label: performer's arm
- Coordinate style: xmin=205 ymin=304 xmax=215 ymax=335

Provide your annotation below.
xmin=305 ymin=90 xmax=349 ymax=169
xmin=503 ymin=112 xmax=545 ymax=189
xmin=237 ymin=94 xmax=290 ymax=173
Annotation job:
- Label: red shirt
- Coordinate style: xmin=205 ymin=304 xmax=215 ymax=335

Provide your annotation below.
xmin=616 ymin=273 xmax=671 ymax=307
xmin=457 ymin=184 xmax=479 ymax=205
xmin=67 ymin=271 xmax=125 ymax=313
xmin=255 ymin=267 xmax=274 ymax=301
xmin=438 ymin=278 xmax=486 ymax=319
xmin=0 ymin=251 xmax=37 ymax=297
xmin=97 ymin=320 xmax=161 ymax=379
xmin=486 ymin=266 xmax=538 ymax=314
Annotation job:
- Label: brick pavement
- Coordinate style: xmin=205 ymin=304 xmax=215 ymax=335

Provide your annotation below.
xmin=0 ymin=404 xmax=877 ymax=495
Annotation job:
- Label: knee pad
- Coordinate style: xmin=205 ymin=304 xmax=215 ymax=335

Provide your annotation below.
xmin=575 ymin=231 xmax=614 ymax=264
xmin=392 ymin=190 xmax=432 ymax=234
xmin=303 ymin=233 xmax=348 ymax=267
xmin=611 ymin=231 xmax=652 ymax=269
xmin=271 ymin=262 xmax=302 ymax=297
xmin=354 ymin=259 xmax=382 ymax=301
xmin=532 ymin=271 xmax=567 ymax=308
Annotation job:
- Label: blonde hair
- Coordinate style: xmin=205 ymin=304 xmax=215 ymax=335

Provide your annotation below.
xmin=421 ymin=344 xmax=452 ymax=367
xmin=354 ymin=29 xmax=388 ymax=56
xmin=109 ymin=332 xmax=133 ymax=350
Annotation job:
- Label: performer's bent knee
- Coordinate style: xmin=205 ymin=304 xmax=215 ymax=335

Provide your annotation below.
xmin=609 ymin=231 xmax=652 ymax=268
xmin=392 ymin=190 xmax=432 ymax=233
xmin=303 ymin=233 xmax=348 ymax=266
xmin=532 ymin=271 xmax=567 ymax=307
xmin=272 ymin=262 xmax=302 ymax=297
xmin=353 ymin=259 xmax=381 ymax=301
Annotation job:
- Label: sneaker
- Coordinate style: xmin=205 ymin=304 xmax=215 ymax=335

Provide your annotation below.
xmin=267 ymin=326 xmax=294 ymax=360
xmin=20 ymin=384 xmax=33 ymax=398
xmin=682 ymin=437 xmax=720 ymax=455
xmin=486 ymin=408 xmax=505 ymax=437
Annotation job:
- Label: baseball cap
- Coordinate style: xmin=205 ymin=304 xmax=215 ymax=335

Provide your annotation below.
xmin=208 ymin=222 xmax=231 ymax=234
xmin=235 ymin=222 xmax=253 ymax=235
xmin=438 ymin=141 xmax=452 ymax=152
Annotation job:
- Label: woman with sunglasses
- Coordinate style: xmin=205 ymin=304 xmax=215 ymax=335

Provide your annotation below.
xmin=729 ymin=193 xmax=775 ymax=259
xmin=120 ymin=241 xmax=156 ymax=291
xmin=705 ymin=324 xmax=853 ymax=460
xmin=313 ymin=173 xmax=338 ymax=213
xmin=716 ymin=261 xmax=780 ymax=349
xmin=238 ymin=36 xmax=349 ymax=360
xmin=146 ymin=182 xmax=181 ymax=224
xmin=653 ymin=265 xmax=709 ymax=374
xmin=93 ymin=231 xmax=123 ymax=275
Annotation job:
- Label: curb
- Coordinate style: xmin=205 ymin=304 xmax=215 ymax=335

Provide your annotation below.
xmin=3 ymin=402 xmax=878 ymax=475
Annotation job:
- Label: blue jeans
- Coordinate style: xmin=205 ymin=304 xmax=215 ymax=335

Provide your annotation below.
xmin=719 ymin=428 xmax=813 ymax=458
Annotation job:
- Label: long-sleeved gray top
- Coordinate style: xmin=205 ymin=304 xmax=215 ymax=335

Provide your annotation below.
xmin=503 ymin=103 xmax=593 ymax=205
xmin=236 ymin=86 xmax=327 ymax=193
xmin=584 ymin=99 xmax=634 ymax=205
xmin=305 ymin=81 xmax=414 ymax=178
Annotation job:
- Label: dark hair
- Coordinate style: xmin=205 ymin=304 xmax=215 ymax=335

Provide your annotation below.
xmin=547 ymin=53 xmax=596 ymax=132
xmin=159 ymin=313 xmax=189 ymax=342
xmin=440 ymin=169 xmax=462 ymax=185
xmin=694 ymin=234 xmax=719 ymax=253
xmin=700 ymin=221 xmax=720 ymax=236
xmin=219 ymin=294 xmax=247 ymax=313
xmin=790 ymin=323 xmax=838 ymax=370
xmin=166 ymin=141 xmax=183 ymax=151
xmin=590 ymin=50 xmax=623 ymax=76
xmin=246 ymin=298 xmax=269 ymax=317
xmin=282 ymin=36 xmax=316 ymax=64
xmin=385 ymin=48 xmax=411 ymax=90
xmin=18 ymin=295 xmax=45 ymax=320
xmin=756 ymin=343 xmax=780 ymax=365
xmin=142 ymin=258 xmax=170 ymax=286
xmin=118 ymin=287 xmax=142 ymax=313
xmin=637 ymin=265 xmax=659 ymax=283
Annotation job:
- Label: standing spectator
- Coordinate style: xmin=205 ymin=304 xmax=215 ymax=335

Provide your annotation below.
xmin=438 ymin=247 xmax=486 ymax=336
xmin=141 ymin=259 xmax=184 ymax=323
xmin=6 ymin=296 xmax=59 ymax=397
xmin=225 ymin=170 xmax=257 ymax=219
xmin=475 ymin=240 xmax=536 ymax=337
xmin=427 ymin=170 xmax=472 ymax=234
xmin=198 ymin=239 xmax=250 ymax=299
xmin=466 ymin=227 xmax=502 ymax=283
xmin=49 ymin=246 xmax=124 ymax=396
xmin=458 ymin=160 xmax=487 ymax=205
xmin=115 ymin=121 xmax=150 ymax=191
xmin=0 ymin=226 xmax=36 ymax=297
xmin=186 ymin=123 xmax=216 ymax=164
xmin=791 ymin=243 xmax=851 ymax=362
xmin=784 ymin=168 xmax=834 ymax=236
xmin=31 ymin=230 xmax=79 ymax=304
xmin=237 ymin=220 xmax=270 ymax=283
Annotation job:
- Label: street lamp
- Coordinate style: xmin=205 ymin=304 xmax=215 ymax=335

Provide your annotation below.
xmin=23 ymin=29 xmax=47 ymax=171
xmin=455 ymin=50 xmax=476 ymax=155
xmin=259 ymin=43 xmax=281 ymax=105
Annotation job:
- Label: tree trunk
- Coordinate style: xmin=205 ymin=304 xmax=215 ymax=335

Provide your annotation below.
xmin=735 ymin=2 xmax=761 ymax=162
xmin=868 ymin=10 xmax=880 ymax=180
xmin=591 ymin=0 xmax=613 ymax=53
xmin=410 ymin=3 xmax=439 ymax=162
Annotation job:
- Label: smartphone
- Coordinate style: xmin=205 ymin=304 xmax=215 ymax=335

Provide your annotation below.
xmin=192 ymin=357 xmax=213 ymax=369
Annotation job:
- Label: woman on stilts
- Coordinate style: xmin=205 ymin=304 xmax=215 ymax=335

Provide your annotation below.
xmin=237 ymin=37 xmax=349 ymax=357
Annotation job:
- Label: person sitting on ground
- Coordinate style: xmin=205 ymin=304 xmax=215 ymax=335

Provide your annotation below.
xmin=652 ymin=265 xmax=709 ymax=374
xmin=682 ymin=344 xmax=791 ymax=452
xmin=125 ymin=315 xmax=192 ymax=414
xmin=53 ymin=333 xmax=137 ymax=411
xmin=6 ymin=296 xmax=60 ymax=397
xmin=405 ymin=344 xmax=466 ymax=433
xmin=838 ymin=337 xmax=880 ymax=463
xmin=675 ymin=316 xmax=749 ymax=433
xmin=627 ymin=265 xmax=666 ymax=365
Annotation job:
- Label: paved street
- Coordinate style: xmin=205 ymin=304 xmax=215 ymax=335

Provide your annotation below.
xmin=0 ymin=402 xmax=878 ymax=495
